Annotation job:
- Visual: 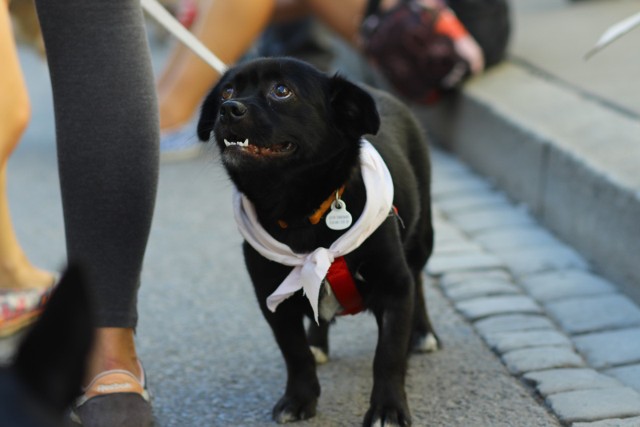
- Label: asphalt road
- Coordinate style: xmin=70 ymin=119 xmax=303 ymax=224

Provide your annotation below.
xmin=4 ymin=38 xmax=561 ymax=426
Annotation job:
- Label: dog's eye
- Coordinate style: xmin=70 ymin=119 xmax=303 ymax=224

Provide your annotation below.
xmin=272 ymin=84 xmax=293 ymax=99
xmin=221 ymin=85 xmax=235 ymax=100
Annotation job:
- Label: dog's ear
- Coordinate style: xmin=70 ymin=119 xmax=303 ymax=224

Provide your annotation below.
xmin=330 ymin=75 xmax=380 ymax=138
xmin=13 ymin=264 xmax=94 ymax=414
xmin=197 ymin=82 xmax=223 ymax=141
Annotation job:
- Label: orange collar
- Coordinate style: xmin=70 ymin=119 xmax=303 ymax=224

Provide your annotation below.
xmin=278 ymin=186 xmax=346 ymax=229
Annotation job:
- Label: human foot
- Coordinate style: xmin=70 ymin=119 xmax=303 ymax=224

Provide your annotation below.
xmin=85 ymin=328 xmax=142 ymax=384
xmin=71 ymin=328 xmax=152 ymax=427
xmin=0 ymin=262 xmax=56 ymax=291
xmin=71 ymin=363 xmax=152 ymax=427
xmin=0 ymin=285 xmax=55 ymax=337
xmin=0 ymin=256 xmax=56 ymax=336
xmin=158 ymin=97 xmax=204 ymax=162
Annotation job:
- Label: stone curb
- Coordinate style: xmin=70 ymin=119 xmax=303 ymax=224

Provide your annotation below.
xmin=416 ymin=61 xmax=640 ymax=305
xmin=428 ymin=147 xmax=640 ymax=425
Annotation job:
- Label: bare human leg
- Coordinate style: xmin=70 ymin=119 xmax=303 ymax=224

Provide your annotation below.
xmin=0 ymin=0 xmax=54 ymax=291
xmin=157 ymin=0 xmax=276 ymax=131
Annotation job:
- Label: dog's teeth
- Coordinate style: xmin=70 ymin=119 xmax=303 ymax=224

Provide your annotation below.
xmin=224 ymin=138 xmax=249 ymax=147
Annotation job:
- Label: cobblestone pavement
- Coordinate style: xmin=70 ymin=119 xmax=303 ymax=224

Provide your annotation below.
xmin=428 ymin=148 xmax=640 ymax=426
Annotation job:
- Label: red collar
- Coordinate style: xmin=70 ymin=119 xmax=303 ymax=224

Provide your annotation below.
xmin=323 ymin=204 xmax=402 ymax=315
xmin=326 ymin=257 xmax=363 ymax=315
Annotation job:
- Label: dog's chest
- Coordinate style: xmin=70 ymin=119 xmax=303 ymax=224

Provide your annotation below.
xmin=318 ymin=280 xmax=343 ymax=322
xmin=267 ymin=225 xmax=366 ymax=321
xmin=269 ymin=224 xmax=345 ymax=255
xmin=318 ymin=258 xmax=366 ymax=322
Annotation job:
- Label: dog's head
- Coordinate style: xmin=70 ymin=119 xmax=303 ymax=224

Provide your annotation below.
xmin=197 ymin=58 xmax=380 ymax=186
xmin=0 ymin=266 xmax=93 ymax=427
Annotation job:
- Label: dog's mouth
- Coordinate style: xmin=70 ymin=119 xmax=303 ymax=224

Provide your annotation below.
xmin=222 ymin=138 xmax=296 ymax=157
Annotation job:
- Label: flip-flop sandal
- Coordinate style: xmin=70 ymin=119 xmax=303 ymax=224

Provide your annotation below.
xmin=0 ymin=280 xmax=57 ymax=338
xmin=70 ymin=361 xmax=153 ymax=427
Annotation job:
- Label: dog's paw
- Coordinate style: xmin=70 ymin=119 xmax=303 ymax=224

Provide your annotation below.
xmin=363 ymin=404 xmax=411 ymax=427
xmin=411 ymin=332 xmax=440 ymax=354
xmin=272 ymin=394 xmax=317 ymax=424
xmin=310 ymin=345 xmax=329 ymax=364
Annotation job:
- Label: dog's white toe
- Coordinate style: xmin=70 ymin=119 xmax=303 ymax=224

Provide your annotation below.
xmin=371 ymin=420 xmax=401 ymax=427
xmin=274 ymin=410 xmax=298 ymax=424
xmin=414 ymin=333 xmax=440 ymax=353
xmin=310 ymin=346 xmax=329 ymax=364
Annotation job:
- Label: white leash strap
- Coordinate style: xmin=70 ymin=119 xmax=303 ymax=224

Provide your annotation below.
xmin=586 ymin=11 xmax=640 ymax=59
xmin=140 ymin=0 xmax=229 ymax=74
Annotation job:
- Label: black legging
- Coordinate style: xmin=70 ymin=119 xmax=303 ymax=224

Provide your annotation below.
xmin=34 ymin=0 xmax=159 ymax=328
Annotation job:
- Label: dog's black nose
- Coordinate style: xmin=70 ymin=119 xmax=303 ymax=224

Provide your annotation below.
xmin=220 ymin=100 xmax=248 ymax=122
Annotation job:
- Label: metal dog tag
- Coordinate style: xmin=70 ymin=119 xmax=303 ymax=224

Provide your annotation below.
xmin=326 ymin=199 xmax=352 ymax=230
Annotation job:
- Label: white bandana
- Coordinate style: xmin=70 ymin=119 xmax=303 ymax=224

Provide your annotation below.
xmin=232 ymin=139 xmax=394 ymax=323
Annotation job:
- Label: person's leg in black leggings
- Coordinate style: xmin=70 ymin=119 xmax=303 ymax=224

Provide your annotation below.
xmin=34 ymin=0 xmax=158 ymax=423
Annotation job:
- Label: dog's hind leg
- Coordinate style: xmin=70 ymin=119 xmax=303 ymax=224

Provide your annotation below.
xmin=307 ymin=320 xmax=330 ymax=364
xmin=405 ymin=220 xmax=440 ymax=353
xmin=410 ymin=271 xmax=440 ymax=353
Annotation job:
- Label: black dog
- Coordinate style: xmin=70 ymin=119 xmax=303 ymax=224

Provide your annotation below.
xmin=0 ymin=266 xmax=93 ymax=427
xmin=198 ymin=57 xmax=438 ymax=426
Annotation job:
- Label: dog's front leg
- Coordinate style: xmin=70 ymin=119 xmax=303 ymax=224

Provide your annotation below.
xmin=364 ymin=269 xmax=414 ymax=427
xmin=245 ymin=244 xmax=321 ymax=423
xmin=265 ymin=306 xmax=321 ymax=423
xmin=307 ymin=319 xmax=330 ymax=364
